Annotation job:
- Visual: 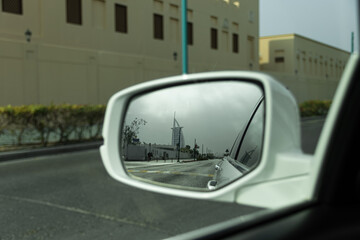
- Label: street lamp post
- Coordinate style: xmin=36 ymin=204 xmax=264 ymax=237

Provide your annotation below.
xmin=181 ymin=0 xmax=188 ymax=74
xmin=177 ymin=127 xmax=183 ymax=162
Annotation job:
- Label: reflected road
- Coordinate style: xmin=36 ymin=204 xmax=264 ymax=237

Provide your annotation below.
xmin=126 ymin=159 xmax=221 ymax=189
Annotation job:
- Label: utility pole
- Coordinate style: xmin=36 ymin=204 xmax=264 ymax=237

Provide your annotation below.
xmin=351 ymin=32 xmax=355 ymax=53
xmin=194 ymin=139 xmax=196 ymax=161
xmin=181 ymin=0 xmax=188 ymax=74
xmin=177 ymin=127 xmax=183 ymax=162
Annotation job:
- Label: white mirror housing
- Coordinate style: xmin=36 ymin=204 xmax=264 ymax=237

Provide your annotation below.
xmin=100 ymin=71 xmax=311 ymax=208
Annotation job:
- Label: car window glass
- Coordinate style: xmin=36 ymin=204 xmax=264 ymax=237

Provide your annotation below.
xmin=0 ymin=0 xmax=358 ymax=239
xmin=236 ymin=100 xmax=264 ymax=170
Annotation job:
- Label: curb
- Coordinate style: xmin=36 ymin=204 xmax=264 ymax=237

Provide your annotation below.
xmin=301 ymin=116 xmax=326 ymax=122
xmin=0 ymin=118 xmax=324 ymax=162
xmin=0 ymin=140 xmax=103 ymax=162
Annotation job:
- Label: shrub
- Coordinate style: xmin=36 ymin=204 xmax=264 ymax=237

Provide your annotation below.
xmin=299 ymin=100 xmax=332 ymax=117
xmin=0 ymin=104 xmax=106 ymax=147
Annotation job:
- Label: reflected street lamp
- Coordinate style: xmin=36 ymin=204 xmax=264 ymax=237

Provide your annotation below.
xmin=177 ymin=127 xmax=183 ymax=162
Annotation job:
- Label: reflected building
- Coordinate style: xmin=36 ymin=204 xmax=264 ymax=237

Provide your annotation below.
xmin=171 ymin=116 xmax=185 ymax=149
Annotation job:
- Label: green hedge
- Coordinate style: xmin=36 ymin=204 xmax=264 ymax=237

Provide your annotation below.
xmin=0 ymin=104 xmax=106 ymax=147
xmin=0 ymin=101 xmax=331 ymax=149
xmin=299 ymin=100 xmax=332 ymax=117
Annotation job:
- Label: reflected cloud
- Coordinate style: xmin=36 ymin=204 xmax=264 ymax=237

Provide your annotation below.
xmin=125 ymin=81 xmax=263 ymax=155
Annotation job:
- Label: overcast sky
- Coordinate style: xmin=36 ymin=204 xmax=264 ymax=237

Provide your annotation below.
xmin=123 ymin=1 xmax=359 ymax=156
xmin=260 ymin=0 xmax=359 ymax=52
xmin=125 ymin=82 xmax=263 ymax=155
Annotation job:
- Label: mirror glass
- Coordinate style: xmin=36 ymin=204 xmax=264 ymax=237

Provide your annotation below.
xmin=121 ymin=81 xmax=264 ymax=191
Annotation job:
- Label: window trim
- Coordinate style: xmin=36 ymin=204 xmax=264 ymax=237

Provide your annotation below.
xmin=66 ymin=0 xmax=82 ymax=25
xmin=211 ymin=28 xmax=218 ymax=49
xmin=232 ymin=33 xmax=239 ymax=53
xmin=115 ymin=4 xmax=128 ymax=33
xmin=187 ymin=22 xmax=193 ymax=45
xmin=234 ymin=97 xmax=265 ymax=170
xmin=275 ymin=56 xmax=285 ymax=63
xmin=2 ymin=0 xmax=22 ymax=15
xmin=153 ymin=13 xmax=164 ymax=40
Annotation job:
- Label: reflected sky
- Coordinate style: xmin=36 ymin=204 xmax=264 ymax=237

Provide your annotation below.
xmin=125 ymin=81 xmax=263 ymax=155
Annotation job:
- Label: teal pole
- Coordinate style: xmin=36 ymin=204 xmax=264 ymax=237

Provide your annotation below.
xmin=181 ymin=0 xmax=188 ymax=74
xmin=351 ymin=32 xmax=354 ymax=53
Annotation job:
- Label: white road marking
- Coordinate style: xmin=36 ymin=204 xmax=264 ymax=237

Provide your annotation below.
xmin=128 ymin=169 xmax=214 ymax=177
xmin=0 ymin=194 xmax=167 ymax=234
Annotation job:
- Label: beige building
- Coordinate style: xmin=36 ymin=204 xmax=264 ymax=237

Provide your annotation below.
xmin=0 ymin=0 xmax=259 ymax=105
xmin=260 ymin=34 xmax=350 ymax=103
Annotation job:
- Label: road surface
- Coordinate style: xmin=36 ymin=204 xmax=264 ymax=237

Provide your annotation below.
xmin=126 ymin=159 xmax=220 ymax=189
xmin=0 ymin=118 xmax=324 ymax=240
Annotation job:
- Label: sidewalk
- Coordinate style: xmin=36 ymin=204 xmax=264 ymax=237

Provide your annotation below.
xmin=301 ymin=115 xmax=326 ymax=122
xmin=0 ymin=140 xmax=103 ymax=162
xmin=0 ymin=117 xmax=326 ymax=162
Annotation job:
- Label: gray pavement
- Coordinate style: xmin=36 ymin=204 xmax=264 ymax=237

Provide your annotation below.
xmin=0 ymin=150 xmax=260 ymax=240
xmin=301 ymin=117 xmax=325 ymax=154
xmin=0 ymin=140 xmax=102 ymax=162
xmin=126 ymin=159 xmax=221 ymax=189
xmin=0 ymin=117 xmax=325 ymax=163
xmin=0 ymin=117 xmax=325 ymax=239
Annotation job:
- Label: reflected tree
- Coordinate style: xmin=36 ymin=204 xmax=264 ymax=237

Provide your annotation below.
xmin=123 ymin=118 xmax=147 ymax=146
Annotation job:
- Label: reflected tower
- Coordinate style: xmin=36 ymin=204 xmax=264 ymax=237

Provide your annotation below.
xmin=171 ymin=114 xmax=185 ymax=148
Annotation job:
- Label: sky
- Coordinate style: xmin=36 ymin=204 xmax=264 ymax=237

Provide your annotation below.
xmin=260 ymin=0 xmax=359 ymax=52
xmin=125 ymin=82 xmax=263 ymax=155
xmin=123 ymin=1 xmax=359 ymax=156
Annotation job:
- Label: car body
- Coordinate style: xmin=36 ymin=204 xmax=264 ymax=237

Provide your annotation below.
xmin=101 ymin=52 xmax=360 ymax=240
xmin=208 ymin=96 xmax=264 ymax=190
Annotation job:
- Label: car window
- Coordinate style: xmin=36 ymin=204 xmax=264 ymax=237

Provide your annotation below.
xmin=229 ymin=100 xmax=263 ymax=160
xmin=0 ymin=0 xmax=358 ymax=239
xmin=236 ymin=99 xmax=264 ymax=170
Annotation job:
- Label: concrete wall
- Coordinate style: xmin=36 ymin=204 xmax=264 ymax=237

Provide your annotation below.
xmin=126 ymin=144 xmax=191 ymax=161
xmin=0 ymin=0 xmax=259 ymax=106
xmin=265 ymin=71 xmax=339 ymax=103
xmin=260 ymin=34 xmax=350 ymax=102
xmin=0 ymin=39 xmax=180 ymax=105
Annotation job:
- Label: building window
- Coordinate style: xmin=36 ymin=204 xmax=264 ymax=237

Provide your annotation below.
xmin=66 ymin=0 xmax=82 ymax=25
xmin=92 ymin=0 xmax=105 ymax=29
xmin=247 ymin=35 xmax=255 ymax=61
xmin=187 ymin=22 xmax=193 ymax=45
xmin=170 ymin=17 xmax=179 ymax=43
xmin=211 ymin=28 xmax=218 ymax=49
xmin=232 ymin=33 xmax=239 ymax=53
xmin=275 ymin=57 xmax=285 ymax=63
xmin=222 ymin=31 xmax=229 ymax=51
xmin=2 ymin=0 xmax=22 ymax=14
xmin=115 ymin=4 xmax=127 ymax=33
xmin=154 ymin=14 xmax=164 ymax=40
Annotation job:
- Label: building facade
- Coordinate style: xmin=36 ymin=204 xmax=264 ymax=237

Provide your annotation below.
xmin=126 ymin=143 xmax=191 ymax=161
xmin=0 ymin=0 xmax=259 ymax=106
xmin=260 ymin=34 xmax=350 ymax=103
xmin=171 ymin=117 xmax=185 ymax=148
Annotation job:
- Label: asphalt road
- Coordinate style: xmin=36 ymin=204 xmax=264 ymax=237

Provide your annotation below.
xmin=0 ymin=151 xmax=261 ymax=240
xmin=0 ymin=117 xmax=325 ymax=240
xmin=301 ymin=117 xmax=325 ymax=154
xmin=126 ymin=159 xmax=221 ymax=190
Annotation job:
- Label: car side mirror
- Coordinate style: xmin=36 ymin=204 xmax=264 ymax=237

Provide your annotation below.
xmin=100 ymin=72 xmax=311 ymax=208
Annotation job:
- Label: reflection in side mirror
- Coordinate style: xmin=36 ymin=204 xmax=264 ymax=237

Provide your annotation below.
xmin=121 ymin=81 xmax=264 ymax=191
